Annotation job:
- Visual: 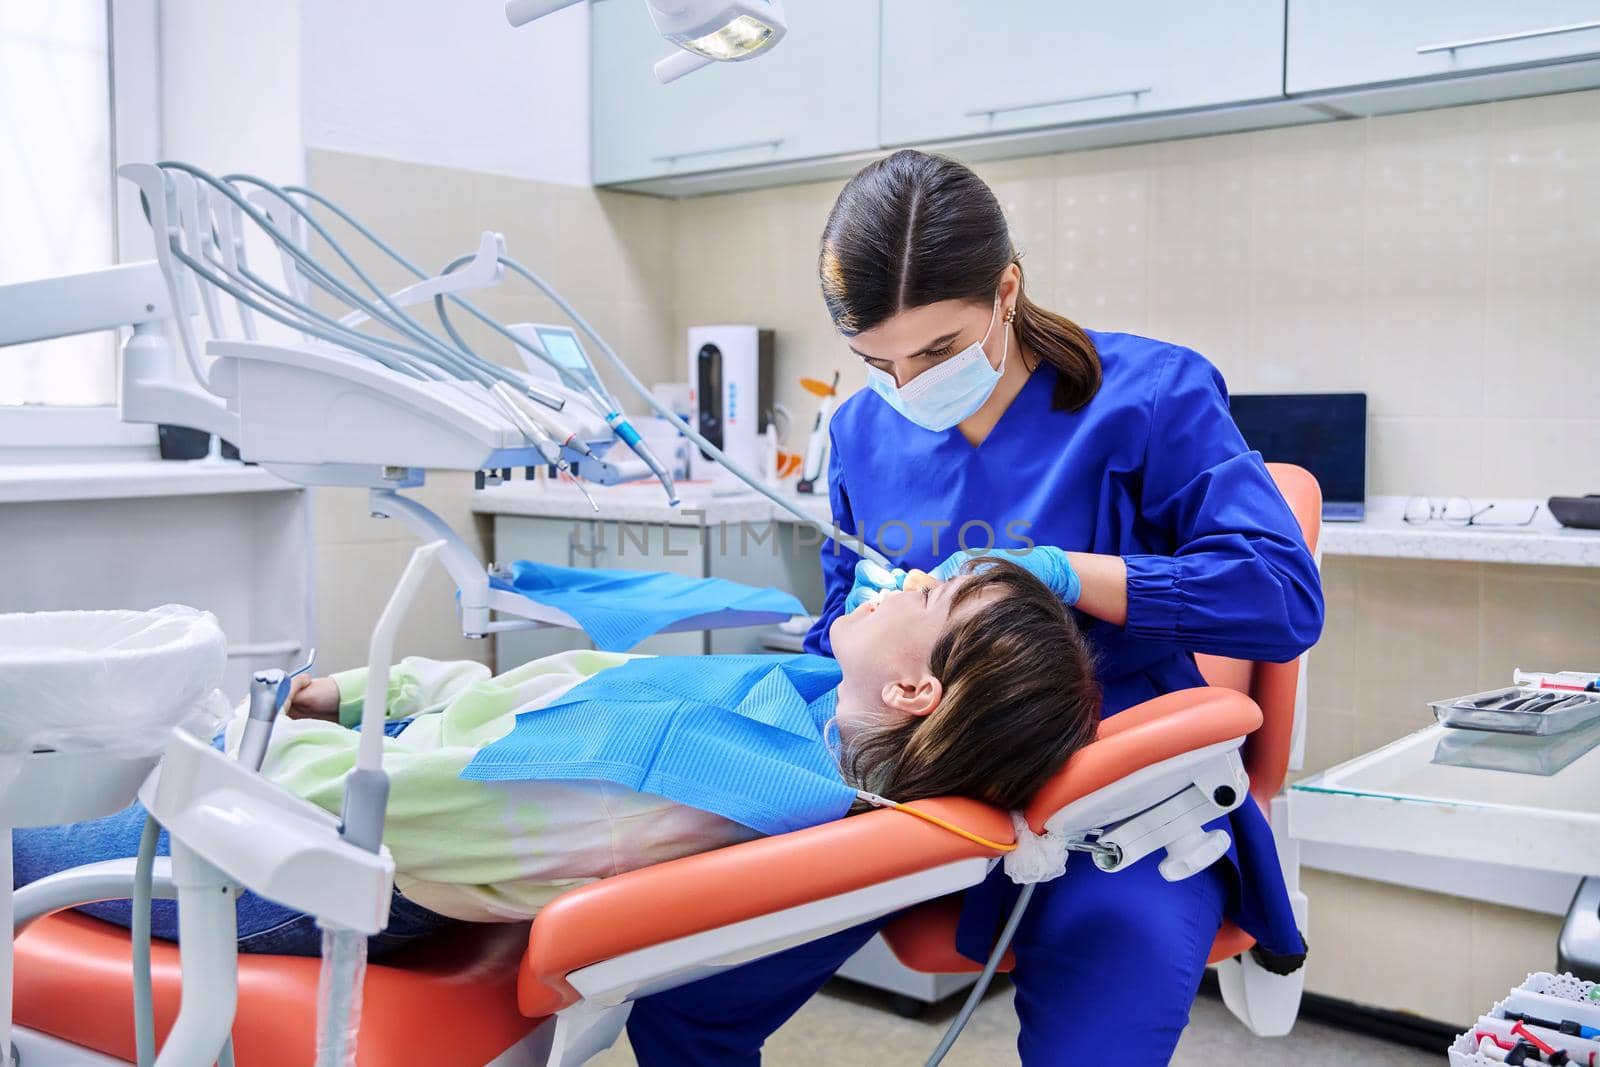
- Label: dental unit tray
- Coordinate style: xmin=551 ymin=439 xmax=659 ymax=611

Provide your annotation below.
xmin=48 ymin=160 xmax=889 ymax=642
xmin=1432 ymin=685 xmax=1600 ymax=736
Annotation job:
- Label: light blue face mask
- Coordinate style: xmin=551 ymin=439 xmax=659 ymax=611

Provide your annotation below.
xmin=866 ymin=297 xmax=1010 ymax=432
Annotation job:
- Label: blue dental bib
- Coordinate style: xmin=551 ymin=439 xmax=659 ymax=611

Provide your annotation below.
xmin=462 ymin=654 xmax=854 ymax=836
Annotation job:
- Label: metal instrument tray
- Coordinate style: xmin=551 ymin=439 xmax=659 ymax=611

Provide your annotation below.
xmin=1431 ymin=686 xmax=1600 ymax=736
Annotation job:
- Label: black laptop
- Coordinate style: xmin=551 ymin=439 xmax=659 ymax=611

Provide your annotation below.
xmin=1228 ymin=393 xmax=1368 ymax=522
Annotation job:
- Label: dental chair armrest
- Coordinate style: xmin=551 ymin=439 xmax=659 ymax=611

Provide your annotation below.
xmin=1022 ymin=686 xmax=1262 ymax=832
xmin=518 ymin=797 xmax=1012 ymax=1017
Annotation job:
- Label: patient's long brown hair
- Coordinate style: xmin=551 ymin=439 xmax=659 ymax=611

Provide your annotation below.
xmin=844 ymin=559 xmax=1099 ymax=811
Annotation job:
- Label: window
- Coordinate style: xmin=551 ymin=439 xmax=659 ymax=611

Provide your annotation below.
xmin=1 ymin=0 xmax=157 ymax=447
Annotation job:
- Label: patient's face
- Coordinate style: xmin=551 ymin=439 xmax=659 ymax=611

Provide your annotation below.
xmin=830 ymin=574 xmax=1003 ymax=738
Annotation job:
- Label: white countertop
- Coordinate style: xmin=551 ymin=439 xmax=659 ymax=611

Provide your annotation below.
xmin=477 ymin=485 xmax=1600 ymax=569
xmin=0 ymin=459 xmax=298 ymax=504
xmin=1321 ymin=497 xmax=1600 ymax=568
xmin=473 ymin=479 xmax=835 ymax=527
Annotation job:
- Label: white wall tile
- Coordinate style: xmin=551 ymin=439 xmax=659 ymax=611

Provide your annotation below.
xmin=1353 ymin=558 xmax=1481 ymax=747
xmin=1246 ymin=120 xmax=1367 ymax=395
xmin=1484 ymin=91 xmax=1600 ymax=422
xmin=1362 ymin=105 xmax=1492 ymax=420
xmin=1147 ymin=134 xmax=1255 ymax=370
xmin=1367 ymin=416 xmax=1487 ymax=498
xmin=1476 ymin=416 xmax=1600 ymax=500
xmin=1053 ymin=146 xmax=1152 ymax=335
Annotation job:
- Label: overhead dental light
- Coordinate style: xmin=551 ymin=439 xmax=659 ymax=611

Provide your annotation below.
xmin=505 ymin=0 xmax=786 ymax=83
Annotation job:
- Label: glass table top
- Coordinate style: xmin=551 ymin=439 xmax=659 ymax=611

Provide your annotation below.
xmin=1291 ymin=717 xmax=1600 ymax=817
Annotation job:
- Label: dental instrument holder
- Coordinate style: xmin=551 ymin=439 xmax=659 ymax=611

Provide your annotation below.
xmin=130 ymin=546 xmax=435 ymax=1066
xmin=105 ymin=162 xmax=848 ymax=643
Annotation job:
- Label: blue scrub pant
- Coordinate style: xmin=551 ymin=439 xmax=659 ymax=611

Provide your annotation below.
xmin=626 ymin=851 xmax=1227 ymax=1066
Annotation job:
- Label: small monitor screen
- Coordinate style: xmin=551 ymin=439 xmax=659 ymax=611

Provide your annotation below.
xmin=1228 ymin=393 xmax=1367 ymax=508
xmin=535 ymin=327 xmax=589 ymax=372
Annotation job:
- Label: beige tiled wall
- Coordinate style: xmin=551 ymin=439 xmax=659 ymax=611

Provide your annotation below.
xmin=303 ymin=149 xmax=676 ymax=671
xmin=670 ymin=89 xmax=1600 ymax=501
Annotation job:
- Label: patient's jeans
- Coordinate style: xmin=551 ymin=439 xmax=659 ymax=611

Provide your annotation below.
xmin=11 ymin=720 xmax=457 ymax=958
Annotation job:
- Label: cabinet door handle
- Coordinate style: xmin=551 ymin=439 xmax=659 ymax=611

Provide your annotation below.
xmin=1416 ymin=20 xmax=1600 ymax=54
xmin=966 ymin=87 xmax=1151 ymax=121
xmin=651 ymin=138 xmax=785 ymax=164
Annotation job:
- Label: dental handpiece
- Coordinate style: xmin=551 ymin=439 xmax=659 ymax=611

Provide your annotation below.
xmin=238 ymin=649 xmax=317 ymax=772
xmin=491 ymin=382 xmax=570 ymax=468
xmin=532 ymin=402 xmax=596 ymax=458
xmin=492 ymin=385 xmax=563 ymax=464
xmin=590 ymin=392 xmax=678 ymax=505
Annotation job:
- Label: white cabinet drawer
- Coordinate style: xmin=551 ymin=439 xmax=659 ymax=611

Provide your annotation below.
xmin=879 ymin=0 xmax=1285 ymax=148
xmin=1288 ymin=0 xmax=1600 ymax=94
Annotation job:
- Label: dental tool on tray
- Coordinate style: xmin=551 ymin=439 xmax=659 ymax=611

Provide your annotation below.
xmin=1432 ymin=668 xmax=1600 ymax=736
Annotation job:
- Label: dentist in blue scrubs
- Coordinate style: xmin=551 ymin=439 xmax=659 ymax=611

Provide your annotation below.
xmin=627 ymin=149 xmax=1324 ymax=1064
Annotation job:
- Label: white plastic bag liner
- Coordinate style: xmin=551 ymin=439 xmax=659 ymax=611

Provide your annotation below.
xmin=0 ymin=605 xmax=227 ymax=758
xmin=316 ymin=924 xmax=368 ymax=1067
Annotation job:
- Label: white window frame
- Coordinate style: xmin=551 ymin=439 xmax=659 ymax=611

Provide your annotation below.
xmin=0 ymin=0 xmax=162 ymax=455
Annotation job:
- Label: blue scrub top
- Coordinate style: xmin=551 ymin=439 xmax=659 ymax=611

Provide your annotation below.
xmin=804 ymin=329 xmax=1324 ymax=957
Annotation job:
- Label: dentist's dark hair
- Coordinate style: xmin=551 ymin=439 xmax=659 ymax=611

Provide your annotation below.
xmin=819 ymin=149 xmax=1102 ymax=412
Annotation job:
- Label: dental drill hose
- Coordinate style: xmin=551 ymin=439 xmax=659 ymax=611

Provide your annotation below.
xmin=925 ymin=883 xmax=1035 ymax=1067
xmin=496 ymin=256 xmax=890 ymax=566
xmin=132 ymin=816 xmax=161 ymax=1067
xmin=598 ymin=400 xmax=679 ymax=506
xmin=130 ymin=814 xmax=238 ymax=1067
xmin=260 ymin=174 xmax=881 ymax=563
xmin=278 ymin=177 xmax=868 ymax=554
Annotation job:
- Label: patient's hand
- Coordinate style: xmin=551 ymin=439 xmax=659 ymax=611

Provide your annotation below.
xmin=287 ymin=675 xmax=340 ymax=721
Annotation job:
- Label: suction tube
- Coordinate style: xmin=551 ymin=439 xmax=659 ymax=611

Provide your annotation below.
xmin=315 ymin=541 xmax=442 ymax=1067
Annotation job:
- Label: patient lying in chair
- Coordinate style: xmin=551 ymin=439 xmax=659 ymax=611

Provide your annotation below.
xmin=14 ymin=560 xmax=1098 ymax=956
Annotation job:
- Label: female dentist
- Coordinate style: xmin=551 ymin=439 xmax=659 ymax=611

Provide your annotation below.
xmin=626 ymin=149 xmax=1324 ymax=1065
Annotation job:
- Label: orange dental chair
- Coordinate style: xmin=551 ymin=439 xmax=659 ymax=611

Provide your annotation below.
xmin=10 ymin=464 xmax=1319 ymax=1067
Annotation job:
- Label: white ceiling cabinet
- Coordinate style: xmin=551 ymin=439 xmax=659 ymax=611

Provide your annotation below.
xmin=1288 ymin=0 xmax=1600 ymax=94
xmin=878 ymin=0 xmax=1287 ymax=148
xmin=590 ymin=1 xmax=1600 ymax=195
xmin=590 ymin=0 xmax=881 ymax=186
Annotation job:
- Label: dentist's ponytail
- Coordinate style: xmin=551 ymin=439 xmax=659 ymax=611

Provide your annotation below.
xmin=820 ymin=149 xmax=1102 ymax=412
xmin=1009 ymin=263 xmax=1101 ymax=413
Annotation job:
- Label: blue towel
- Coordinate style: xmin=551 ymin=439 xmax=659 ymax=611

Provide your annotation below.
xmin=463 ymin=654 xmax=855 ymax=835
xmin=490 ymin=560 xmax=805 ymax=652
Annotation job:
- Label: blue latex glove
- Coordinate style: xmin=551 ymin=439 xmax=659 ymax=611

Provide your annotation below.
xmin=843 ymin=559 xmax=907 ymax=613
xmin=931 ymin=545 xmax=1082 ymax=606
